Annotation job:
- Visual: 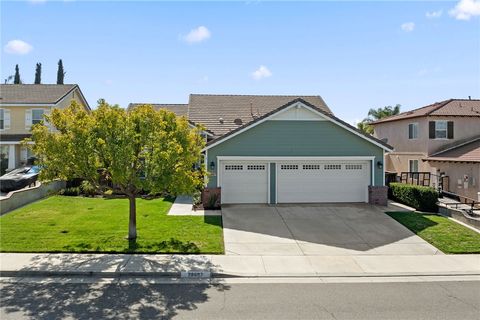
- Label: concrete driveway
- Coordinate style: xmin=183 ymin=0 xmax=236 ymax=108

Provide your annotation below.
xmin=222 ymin=204 xmax=442 ymax=256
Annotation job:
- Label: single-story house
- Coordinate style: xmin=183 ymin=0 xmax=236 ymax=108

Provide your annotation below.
xmin=130 ymin=94 xmax=393 ymax=205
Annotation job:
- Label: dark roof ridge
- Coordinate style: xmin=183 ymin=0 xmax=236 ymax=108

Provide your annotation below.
xmin=190 ymin=93 xmax=323 ymax=98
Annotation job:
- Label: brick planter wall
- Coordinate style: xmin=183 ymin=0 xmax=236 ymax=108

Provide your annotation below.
xmin=201 ymin=187 xmax=221 ymax=209
xmin=368 ymin=186 xmax=388 ymax=206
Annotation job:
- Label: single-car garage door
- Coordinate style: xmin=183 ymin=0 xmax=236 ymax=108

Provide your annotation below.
xmin=277 ymin=161 xmax=370 ymax=203
xmin=220 ymin=161 xmax=268 ymax=204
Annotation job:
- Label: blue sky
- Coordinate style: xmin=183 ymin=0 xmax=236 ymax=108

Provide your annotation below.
xmin=1 ymin=0 xmax=479 ymax=124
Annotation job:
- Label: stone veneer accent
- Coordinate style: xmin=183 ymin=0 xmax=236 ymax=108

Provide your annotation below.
xmin=368 ymin=186 xmax=388 ymax=206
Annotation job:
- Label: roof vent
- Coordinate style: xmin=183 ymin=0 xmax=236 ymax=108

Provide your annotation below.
xmin=233 ymin=118 xmax=243 ymax=125
xmin=219 ymin=117 xmax=224 ymax=124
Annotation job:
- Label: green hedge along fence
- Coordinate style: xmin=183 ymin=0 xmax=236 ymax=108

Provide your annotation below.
xmin=389 ymin=182 xmax=438 ymax=212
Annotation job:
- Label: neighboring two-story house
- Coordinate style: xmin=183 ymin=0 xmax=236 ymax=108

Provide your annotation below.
xmin=371 ymin=98 xmax=480 ymax=200
xmin=0 ymin=84 xmax=90 ymax=173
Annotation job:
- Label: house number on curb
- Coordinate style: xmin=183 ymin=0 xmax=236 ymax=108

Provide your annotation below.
xmin=181 ymin=271 xmax=211 ymax=278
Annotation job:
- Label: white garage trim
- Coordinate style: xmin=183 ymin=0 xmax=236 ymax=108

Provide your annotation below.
xmin=217 ymin=156 xmax=375 ymax=161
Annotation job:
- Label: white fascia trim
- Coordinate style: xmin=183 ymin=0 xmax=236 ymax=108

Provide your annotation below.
xmin=217 ymin=156 xmax=375 ymax=161
xmin=0 ymin=103 xmax=55 ymax=107
xmin=202 ymin=101 xmax=393 ymax=152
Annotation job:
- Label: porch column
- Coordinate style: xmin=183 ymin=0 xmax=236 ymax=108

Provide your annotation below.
xmin=7 ymin=145 xmax=16 ymax=170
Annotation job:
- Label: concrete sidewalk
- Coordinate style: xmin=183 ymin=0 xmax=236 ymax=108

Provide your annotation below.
xmin=1 ymin=253 xmax=479 ymax=278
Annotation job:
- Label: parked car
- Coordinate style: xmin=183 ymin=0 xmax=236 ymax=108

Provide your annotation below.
xmin=0 ymin=166 xmax=40 ymax=192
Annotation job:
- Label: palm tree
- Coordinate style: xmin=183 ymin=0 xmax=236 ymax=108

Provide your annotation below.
xmin=357 ymin=104 xmax=401 ymax=134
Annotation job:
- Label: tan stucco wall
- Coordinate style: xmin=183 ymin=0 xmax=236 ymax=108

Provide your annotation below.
xmin=429 ymin=162 xmax=480 ymax=200
xmin=385 ymin=152 xmax=433 ymax=174
xmin=373 ymin=116 xmax=480 ymax=155
xmin=0 ymin=88 xmax=88 ymax=136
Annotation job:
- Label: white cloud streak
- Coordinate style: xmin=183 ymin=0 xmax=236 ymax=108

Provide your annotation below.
xmin=401 ymin=22 xmax=415 ymax=32
xmin=251 ymin=65 xmax=272 ymax=80
xmin=182 ymin=26 xmax=211 ymax=44
xmin=4 ymin=40 xmax=33 ymax=55
xmin=426 ymin=10 xmax=443 ymax=18
xmin=449 ymin=0 xmax=480 ymax=20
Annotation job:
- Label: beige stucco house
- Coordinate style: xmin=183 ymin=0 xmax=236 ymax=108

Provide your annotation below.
xmin=0 ymin=84 xmax=90 ymax=173
xmin=371 ymin=98 xmax=480 ymax=200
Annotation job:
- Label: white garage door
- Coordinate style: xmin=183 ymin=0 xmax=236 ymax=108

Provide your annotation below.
xmin=220 ymin=161 xmax=268 ymax=204
xmin=277 ymin=161 xmax=370 ymax=203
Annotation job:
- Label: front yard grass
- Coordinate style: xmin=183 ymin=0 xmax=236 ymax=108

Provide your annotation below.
xmin=387 ymin=211 xmax=480 ymax=254
xmin=0 ymin=196 xmax=223 ymax=254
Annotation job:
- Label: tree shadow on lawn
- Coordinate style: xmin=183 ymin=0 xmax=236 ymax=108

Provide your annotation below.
xmin=385 ymin=211 xmax=439 ymax=234
xmin=126 ymin=239 xmax=200 ymax=254
xmin=1 ymin=279 xmax=229 ymax=320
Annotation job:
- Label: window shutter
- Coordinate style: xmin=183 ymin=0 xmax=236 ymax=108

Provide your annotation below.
xmin=4 ymin=109 xmax=10 ymax=130
xmin=20 ymin=147 xmax=28 ymax=161
xmin=447 ymin=121 xmax=454 ymax=139
xmin=429 ymin=121 xmax=435 ymax=139
xmin=408 ymin=124 xmax=412 ymax=139
xmin=25 ymin=109 xmax=32 ymax=130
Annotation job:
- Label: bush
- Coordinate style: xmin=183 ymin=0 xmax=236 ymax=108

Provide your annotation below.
xmin=59 ymin=186 xmax=81 ymax=196
xmin=390 ymin=183 xmax=438 ymax=212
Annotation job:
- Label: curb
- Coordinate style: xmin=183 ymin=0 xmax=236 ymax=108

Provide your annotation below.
xmin=2 ymin=270 xmax=479 ymax=279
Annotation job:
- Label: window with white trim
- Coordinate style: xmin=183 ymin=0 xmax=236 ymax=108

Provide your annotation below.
xmin=281 ymin=164 xmax=298 ymax=170
xmin=345 ymin=164 xmax=362 ymax=170
xmin=0 ymin=109 xmax=4 ymax=130
xmin=225 ymin=165 xmax=243 ymax=170
xmin=409 ymin=160 xmax=419 ymax=172
xmin=408 ymin=123 xmax=418 ymax=139
xmin=247 ymin=165 xmax=265 ymax=170
xmin=32 ymin=109 xmax=44 ymax=125
xmin=324 ymin=164 xmax=341 ymax=170
xmin=303 ymin=164 xmax=321 ymax=170
xmin=435 ymin=121 xmax=447 ymax=139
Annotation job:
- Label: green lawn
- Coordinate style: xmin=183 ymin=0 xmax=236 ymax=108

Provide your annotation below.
xmin=0 ymin=196 xmax=223 ymax=254
xmin=387 ymin=211 xmax=480 ymax=254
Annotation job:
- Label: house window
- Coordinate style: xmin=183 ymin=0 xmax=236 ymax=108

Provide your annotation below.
xmin=408 ymin=123 xmax=418 ymax=139
xmin=32 ymin=109 xmax=44 ymax=125
xmin=0 ymin=109 xmax=4 ymax=130
xmin=434 ymin=121 xmax=447 ymax=139
xmin=409 ymin=160 xmax=419 ymax=173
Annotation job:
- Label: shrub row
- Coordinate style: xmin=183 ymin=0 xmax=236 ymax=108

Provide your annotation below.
xmin=389 ymin=182 xmax=438 ymax=212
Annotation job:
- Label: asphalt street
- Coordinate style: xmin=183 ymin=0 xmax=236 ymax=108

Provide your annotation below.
xmin=1 ymin=277 xmax=479 ymax=319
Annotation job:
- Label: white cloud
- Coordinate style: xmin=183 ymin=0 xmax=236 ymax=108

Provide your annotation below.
xmin=251 ymin=65 xmax=272 ymax=80
xmin=182 ymin=26 xmax=211 ymax=44
xmin=426 ymin=10 xmax=443 ymax=18
xmin=401 ymin=22 xmax=415 ymax=32
xmin=449 ymin=0 xmax=480 ymax=20
xmin=4 ymin=40 xmax=33 ymax=55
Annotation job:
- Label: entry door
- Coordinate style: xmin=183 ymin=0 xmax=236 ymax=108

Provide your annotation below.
xmin=220 ymin=161 xmax=268 ymax=204
xmin=277 ymin=161 xmax=370 ymax=203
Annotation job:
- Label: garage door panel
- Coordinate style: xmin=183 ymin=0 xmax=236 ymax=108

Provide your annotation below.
xmin=221 ymin=162 xmax=268 ymax=204
xmin=277 ymin=161 xmax=369 ymax=203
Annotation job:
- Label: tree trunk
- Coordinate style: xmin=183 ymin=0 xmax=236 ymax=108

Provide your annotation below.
xmin=128 ymin=195 xmax=137 ymax=240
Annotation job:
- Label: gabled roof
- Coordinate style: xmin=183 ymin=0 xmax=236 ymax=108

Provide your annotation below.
xmin=203 ymin=98 xmax=393 ymax=151
xmin=187 ymin=94 xmax=332 ymax=137
xmin=127 ymin=103 xmax=188 ymax=117
xmin=0 ymin=84 xmax=87 ymax=107
xmin=424 ymin=136 xmax=480 ymax=163
xmin=371 ymin=99 xmax=480 ymax=124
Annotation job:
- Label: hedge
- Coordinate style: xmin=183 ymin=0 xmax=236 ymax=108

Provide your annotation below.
xmin=389 ymin=183 xmax=438 ymax=212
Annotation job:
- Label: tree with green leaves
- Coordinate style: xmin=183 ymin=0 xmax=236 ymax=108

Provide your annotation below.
xmin=34 ymin=63 xmax=42 ymax=84
xmin=357 ymin=104 xmax=401 ymax=134
xmin=56 ymin=59 xmax=65 ymax=84
xmin=14 ymin=64 xmax=21 ymax=84
xmin=27 ymin=101 xmax=205 ymax=240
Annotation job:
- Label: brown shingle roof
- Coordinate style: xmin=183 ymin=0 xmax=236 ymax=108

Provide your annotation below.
xmin=371 ymin=99 xmax=480 ymax=124
xmin=128 ymin=103 xmax=188 ymax=116
xmin=188 ymin=94 xmax=332 ymax=137
xmin=0 ymin=84 xmax=78 ymax=105
xmin=424 ymin=137 xmax=480 ymax=163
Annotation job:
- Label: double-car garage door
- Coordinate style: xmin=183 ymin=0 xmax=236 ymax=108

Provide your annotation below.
xmin=220 ymin=160 xmax=370 ymax=204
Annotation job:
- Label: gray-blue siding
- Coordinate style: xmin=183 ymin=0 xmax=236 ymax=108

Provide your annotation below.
xmin=206 ymin=120 xmax=384 ymax=189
